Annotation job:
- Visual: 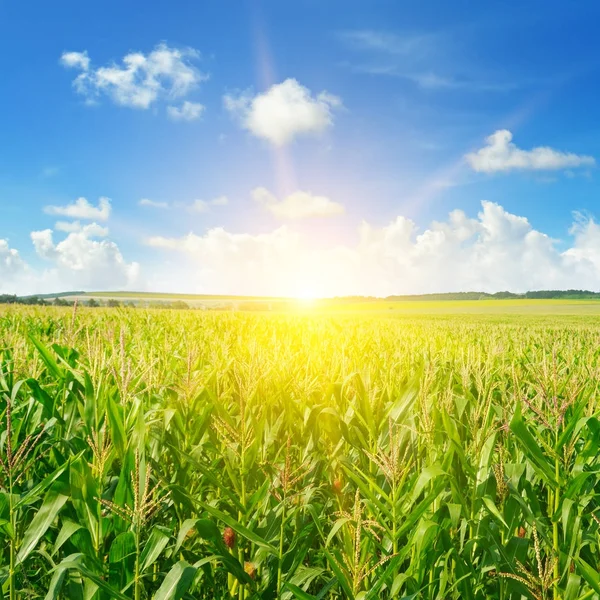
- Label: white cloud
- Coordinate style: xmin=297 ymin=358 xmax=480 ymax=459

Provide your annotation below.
xmin=44 ymin=197 xmax=112 ymax=221
xmin=60 ymin=51 xmax=90 ymax=71
xmin=1 ymin=224 xmax=139 ymax=294
xmin=55 ymin=221 xmax=109 ymax=236
xmin=466 ymin=130 xmax=595 ymax=173
xmin=31 ymin=227 xmax=140 ymax=291
xmin=139 ymin=198 xmax=169 ymax=209
xmin=145 ymin=201 xmax=600 ymax=297
xmin=167 ymin=100 xmax=205 ymax=121
xmin=0 ymin=240 xmax=28 ymax=292
xmin=224 ymin=78 xmax=342 ymax=145
xmin=252 ymin=187 xmax=345 ymax=219
xmin=61 ymin=43 xmax=207 ymax=112
xmin=189 ymin=196 xmax=229 ymax=213
xmin=146 ymin=226 xmax=315 ymax=296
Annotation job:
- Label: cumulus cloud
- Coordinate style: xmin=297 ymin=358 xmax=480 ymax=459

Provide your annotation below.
xmin=139 ymin=198 xmax=169 ymax=209
xmin=252 ymin=187 xmax=345 ymax=219
xmin=61 ymin=43 xmax=207 ymax=112
xmin=145 ymin=201 xmax=600 ymax=297
xmin=189 ymin=196 xmax=229 ymax=213
xmin=55 ymin=221 xmax=109 ymax=236
xmin=146 ymin=226 xmax=315 ymax=296
xmin=44 ymin=197 xmax=112 ymax=221
xmin=0 ymin=240 xmax=28 ymax=292
xmin=466 ymin=130 xmax=595 ymax=173
xmin=224 ymin=78 xmax=342 ymax=145
xmin=31 ymin=227 xmax=140 ymax=290
xmin=60 ymin=51 xmax=90 ymax=71
xmin=167 ymin=100 xmax=205 ymax=121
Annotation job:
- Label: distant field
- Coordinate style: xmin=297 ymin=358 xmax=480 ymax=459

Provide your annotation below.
xmin=56 ymin=292 xmax=600 ymax=315
xmin=330 ymin=298 xmax=600 ymax=315
xmin=60 ymin=291 xmax=281 ymax=308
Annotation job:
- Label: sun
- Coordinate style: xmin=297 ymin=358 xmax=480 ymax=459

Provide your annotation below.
xmin=292 ymin=285 xmax=321 ymax=303
xmin=296 ymin=289 xmax=318 ymax=300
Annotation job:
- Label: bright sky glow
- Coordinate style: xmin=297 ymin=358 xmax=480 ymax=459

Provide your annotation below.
xmin=2 ymin=1 xmax=600 ymax=296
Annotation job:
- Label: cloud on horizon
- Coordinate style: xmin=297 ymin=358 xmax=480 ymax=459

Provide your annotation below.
xmin=6 ymin=199 xmax=600 ymax=297
xmin=143 ymin=201 xmax=600 ymax=297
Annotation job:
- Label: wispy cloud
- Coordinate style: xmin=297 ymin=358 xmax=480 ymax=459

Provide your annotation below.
xmin=338 ymin=29 xmax=516 ymax=92
xmin=138 ymin=196 xmax=229 ymax=212
xmin=44 ymin=197 xmax=112 ymax=221
xmin=139 ymin=198 xmax=169 ymax=209
xmin=41 ymin=166 xmax=59 ymax=178
xmin=252 ymin=187 xmax=344 ymax=219
xmin=339 ymin=30 xmax=437 ymax=57
xmin=189 ymin=196 xmax=229 ymax=213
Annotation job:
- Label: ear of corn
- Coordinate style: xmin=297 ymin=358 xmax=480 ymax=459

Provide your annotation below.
xmin=1 ymin=305 xmax=600 ymax=599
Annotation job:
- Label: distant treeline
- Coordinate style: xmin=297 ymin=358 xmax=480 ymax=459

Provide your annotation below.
xmin=0 ymin=294 xmax=53 ymax=305
xmin=0 ymin=294 xmax=191 ymax=309
xmin=385 ymin=290 xmax=600 ymax=301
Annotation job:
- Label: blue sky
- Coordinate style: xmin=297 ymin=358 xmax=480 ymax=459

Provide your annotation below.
xmin=2 ymin=0 xmax=600 ymax=296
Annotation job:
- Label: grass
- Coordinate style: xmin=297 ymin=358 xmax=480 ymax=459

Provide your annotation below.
xmin=2 ymin=304 xmax=600 ymax=599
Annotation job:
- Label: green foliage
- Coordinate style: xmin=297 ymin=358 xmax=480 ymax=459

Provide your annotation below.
xmin=1 ymin=305 xmax=600 ymax=599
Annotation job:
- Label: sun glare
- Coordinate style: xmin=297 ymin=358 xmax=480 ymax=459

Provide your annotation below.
xmin=293 ymin=287 xmax=320 ymax=302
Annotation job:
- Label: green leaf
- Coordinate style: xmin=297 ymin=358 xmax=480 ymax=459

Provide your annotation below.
xmin=410 ymin=464 xmax=446 ymax=505
xmin=198 ymin=502 xmax=278 ymax=554
xmin=285 ymin=583 xmax=317 ymax=600
xmin=189 ymin=519 xmax=254 ymax=585
xmin=315 ymin=577 xmax=338 ymax=600
xmin=17 ymin=487 xmax=68 ymax=565
xmin=16 ymin=458 xmax=74 ymax=510
xmin=109 ymin=531 xmax=136 ymax=563
xmin=564 ymin=573 xmax=581 ymax=600
xmin=323 ymin=549 xmax=353 ymax=600
xmin=365 ymin=556 xmax=401 ymax=600
xmin=43 ymin=556 xmax=130 ymax=600
xmin=510 ymin=402 xmax=557 ymax=485
xmin=52 ymin=520 xmax=83 ymax=556
xmin=482 ymin=496 xmax=508 ymax=529
xmin=576 ymin=557 xmax=600 ymax=595
xmin=44 ymin=554 xmax=83 ymax=600
xmin=107 ymin=394 xmax=127 ymax=458
xmin=139 ymin=527 xmax=170 ymax=573
xmin=153 ymin=561 xmax=197 ymax=600
xmin=28 ymin=336 xmax=62 ymax=379
xmin=175 ymin=519 xmax=199 ymax=554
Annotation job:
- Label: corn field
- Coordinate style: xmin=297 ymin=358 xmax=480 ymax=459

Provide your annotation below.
xmin=2 ymin=306 xmax=600 ymax=599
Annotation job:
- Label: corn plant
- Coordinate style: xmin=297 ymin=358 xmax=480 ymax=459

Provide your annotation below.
xmin=1 ymin=305 xmax=600 ymax=598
